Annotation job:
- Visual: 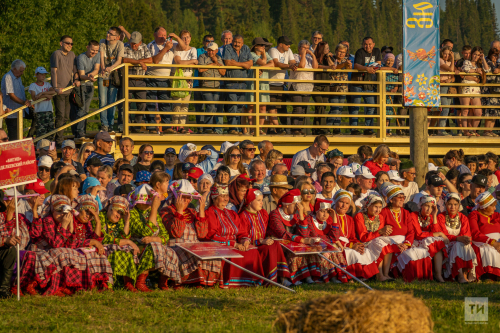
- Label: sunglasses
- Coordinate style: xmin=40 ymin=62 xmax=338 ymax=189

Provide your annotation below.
xmin=39 ymin=167 xmax=50 ymax=172
xmin=478 ymin=163 xmax=486 ymax=166
xmin=244 ymin=148 xmax=256 ymax=152
xmin=107 ymin=32 xmax=118 ymax=37
xmin=301 ymin=189 xmax=316 ymax=195
xmin=205 ymin=39 xmax=214 ymax=43
xmin=464 ymin=180 xmax=472 ymax=184
xmin=0 ymin=137 xmax=8 ymax=142
xmin=143 ymin=151 xmax=154 ymax=155
xmin=63 ymin=41 xmax=74 ymax=46
xmin=85 ymin=149 xmax=93 ymax=154
xmin=230 ymin=154 xmax=241 ymax=158
xmin=188 ymin=177 xmax=197 ymax=183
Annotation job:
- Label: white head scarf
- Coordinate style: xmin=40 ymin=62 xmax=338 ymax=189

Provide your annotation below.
xmin=178 ymin=143 xmax=197 ymax=163
xmin=197 ymin=174 xmax=214 ymax=188
xmin=220 ymin=141 xmax=240 ymax=154
xmin=418 ymin=195 xmax=437 ymax=210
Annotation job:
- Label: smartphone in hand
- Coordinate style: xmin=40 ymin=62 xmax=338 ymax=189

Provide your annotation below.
xmin=50 ymin=141 xmax=56 ymax=150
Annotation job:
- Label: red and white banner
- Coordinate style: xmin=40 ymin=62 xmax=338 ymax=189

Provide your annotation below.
xmin=279 ymin=239 xmax=341 ymax=255
xmin=0 ymin=138 xmax=38 ymax=189
xmin=178 ymin=242 xmax=245 ymax=260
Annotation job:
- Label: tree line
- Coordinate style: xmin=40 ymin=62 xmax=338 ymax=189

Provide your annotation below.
xmin=0 ymin=0 xmax=498 ymax=84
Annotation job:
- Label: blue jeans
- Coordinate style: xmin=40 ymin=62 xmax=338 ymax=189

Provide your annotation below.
xmin=98 ymin=78 xmax=118 ymax=128
xmin=202 ymin=91 xmax=222 ymax=133
xmin=145 ymin=79 xmax=171 ymax=129
xmin=71 ymin=84 xmax=94 ymax=138
xmin=439 ymin=86 xmax=451 ymax=129
xmin=226 ymin=83 xmax=246 ymax=132
xmin=349 ymin=85 xmax=376 ymax=127
xmin=329 ymin=94 xmax=346 ymax=126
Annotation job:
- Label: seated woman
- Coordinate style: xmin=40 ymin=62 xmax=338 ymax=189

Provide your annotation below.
xmin=266 ymin=189 xmax=318 ymax=285
xmin=129 ymin=184 xmax=181 ymax=292
xmin=353 ymin=194 xmax=397 ymax=282
xmin=20 ymin=195 xmax=105 ymax=296
xmin=239 ymin=188 xmax=292 ymax=286
xmin=434 ymin=193 xmax=477 ymax=283
xmin=301 ymin=197 xmax=350 ymax=283
xmin=228 ymin=175 xmax=251 ymax=212
xmin=380 ymin=185 xmax=430 ymax=281
xmin=329 ymin=192 xmax=380 ymax=281
xmin=97 ymin=195 xmax=140 ymax=292
xmin=468 ymin=192 xmax=500 ymax=279
xmin=409 ymin=196 xmax=449 ymax=282
xmin=160 ymin=180 xmax=222 ymax=288
xmin=205 ymin=185 xmax=265 ymax=288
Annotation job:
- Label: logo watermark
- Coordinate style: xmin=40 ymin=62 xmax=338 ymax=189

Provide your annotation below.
xmin=465 ymin=297 xmax=488 ymax=324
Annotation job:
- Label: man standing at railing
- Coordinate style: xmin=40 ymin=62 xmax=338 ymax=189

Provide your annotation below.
xmin=122 ymin=31 xmax=153 ymax=133
xmin=72 ymin=40 xmax=101 ymax=142
xmin=146 ymin=27 xmax=185 ymax=134
xmin=1 ymin=59 xmax=31 ymax=141
xmin=51 ymin=35 xmax=80 ymax=147
xmin=351 ymin=37 xmax=383 ymax=136
xmin=222 ymin=35 xmax=253 ymax=135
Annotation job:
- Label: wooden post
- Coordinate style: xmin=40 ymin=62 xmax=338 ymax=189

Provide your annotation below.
xmin=409 ymin=107 xmax=428 ymax=187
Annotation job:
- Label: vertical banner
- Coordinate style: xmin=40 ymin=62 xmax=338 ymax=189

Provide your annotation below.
xmin=403 ymin=0 xmax=440 ymax=107
xmin=0 ymin=138 xmax=38 ymax=189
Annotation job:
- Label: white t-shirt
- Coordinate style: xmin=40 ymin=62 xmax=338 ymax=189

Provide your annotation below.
xmin=147 ymin=41 xmax=177 ymax=77
xmin=28 ymin=82 xmax=53 ymax=113
xmin=269 ymin=47 xmax=295 ymax=85
xmin=355 ymin=190 xmax=378 ymax=208
xmin=402 ymin=182 xmax=419 ymax=203
xmin=291 ymin=147 xmax=325 ymax=168
xmin=316 ymin=193 xmax=334 ymax=204
xmin=173 ymin=47 xmax=197 ymax=77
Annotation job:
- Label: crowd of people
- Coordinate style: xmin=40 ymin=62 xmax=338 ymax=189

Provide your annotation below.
xmin=1 ymin=131 xmax=500 ymax=299
xmin=2 ymin=28 xmax=500 ymax=142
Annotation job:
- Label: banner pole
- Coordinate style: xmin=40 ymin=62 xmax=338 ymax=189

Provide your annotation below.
xmin=14 ymin=186 xmax=20 ymax=301
xmin=318 ymin=254 xmax=373 ymax=290
xmin=221 ymin=258 xmax=295 ymax=293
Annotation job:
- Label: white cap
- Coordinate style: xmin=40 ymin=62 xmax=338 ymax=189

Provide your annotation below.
xmin=337 ymin=165 xmax=355 ymax=178
xmin=207 ymin=42 xmax=219 ymax=51
xmin=387 ymin=170 xmax=404 ymax=182
xmin=349 ymin=163 xmax=361 ymax=173
xmin=354 ymin=165 xmax=376 ymax=179
xmin=220 ymin=141 xmax=240 ymax=154
xmin=36 ymin=139 xmax=51 ymax=150
xmin=38 ymin=155 xmax=53 ymax=168
xmin=34 ymin=66 xmax=49 ymax=76
xmin=428 ymin=163 xmax=438 ymax=171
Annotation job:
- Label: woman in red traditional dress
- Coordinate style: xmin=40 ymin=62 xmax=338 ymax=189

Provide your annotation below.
xmin=353 ymin=194 xmax=397 ymax=282
xmin=227 ymin=174 xmax=252 ymax=212
xmin=329 ymin=191 xmax=380 ymax=281
xmin=408 ymin=195 xmax=449 ymax=282
xmin=434 ymin=193 xmax=477 ymax=283
xmin=160 ymin=179 xmax=222 ymax=288
xmin=20 ymin=195 xmax=107 ymax=296
xmin=266 ymin=189 xmax=318 ymax=285
xmin=239 ymin=188 xmax=292 ymax=287
xmin=468 ymin=192 xmax=500 ymax=280
xmin=362 ymin=145 xmax=391 ymax=188
xmin=205 ymin=185 xmax=265 ymax=288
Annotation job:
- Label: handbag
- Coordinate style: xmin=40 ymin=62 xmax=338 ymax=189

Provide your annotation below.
xmin=106 ymin=40 xmax=122 ymax=87
xmin=171 ymin=69 xmax=190 ymax=98
xmin=70 ymin=85 xmax=84 ymax=108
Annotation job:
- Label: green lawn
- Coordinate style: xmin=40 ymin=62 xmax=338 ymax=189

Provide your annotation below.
xmin=1 ymin=280 xmax=499 ymax=332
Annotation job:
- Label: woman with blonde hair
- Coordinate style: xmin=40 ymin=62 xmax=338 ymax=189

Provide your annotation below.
xmin=264 ymin=149 xmax=284 ymax=170
xmin=222 ymin=146 xmax=247 ymax=178
xmin=173 ymin=30 xmax=198 ymax=133
xmin=296 ymin=180 xmax=315 ymax=215
xmin=363 ymin=145 xmax=391 ymax=187
xmin=77 ymin=142 xmax=95 ymax=165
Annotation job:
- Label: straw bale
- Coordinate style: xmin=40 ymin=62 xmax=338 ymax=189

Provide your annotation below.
xmin=274 ymin=289 xmax=433 ymax=333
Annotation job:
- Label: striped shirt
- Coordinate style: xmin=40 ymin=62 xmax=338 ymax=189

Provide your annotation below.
xmin=83 ymin=152 xmax=115 ymax=169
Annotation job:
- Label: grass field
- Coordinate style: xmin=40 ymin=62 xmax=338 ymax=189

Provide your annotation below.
xmin=1 ymin=279 xmax=499 ymax=333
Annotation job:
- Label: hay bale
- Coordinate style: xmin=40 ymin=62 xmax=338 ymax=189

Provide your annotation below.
xmin=274 ymin=289 xmax=433 ymax=333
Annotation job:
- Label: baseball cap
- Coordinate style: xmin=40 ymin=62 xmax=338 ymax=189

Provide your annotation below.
xmin=114 ymin=184 xmax=135 ymax=197
xmin=428 ymin=175 xmax=445 ymax=187
xmin=349 ymin=162 xmax=361 ymax=174
xmin=207 ymin=42 xmax=219 ymax=51
xmin=135 ymin=170 xmax=151 ymax=184
xmin=34 ymin=66 xmax=49 ymax=76
xmin=164 ymin=147 xmax=176 ymax=155
xmin=87 ymin=157 xmax=104 ymax=167
xmin=297 ymin=161 xmax=315 ymax=174
xmin=355 ymin=166 xmax=375 ymax=179
xmin=201 ymin=145 xmax=218 ymax=153
xmin=472 ymin=174 xmax=488 ymax=187
xmin=188 ymin=167 xmax=203 ymax=179
xmin=38 ymin=155 xmax=54 ymax=168
xmin=36 ymin=139 xmax=51 ymax=151
xmin=25 ymin=180 xmax=50 ymax=195
xmin=277 ymin=36 xmax=293 ymax=45
xmin=428 ymin=163 xmax=438 ymax=172
xmin=291 ymin=165 xmax=306 ymax=176
xmin=182 ymin=162 xmax=196 ymax=172
xmin=95 ymin=131 xmax=114 ymax=142
xmin=119 ymin=164 xmax=134 ymax=173
xmin=61 ymin=140 xmax=76 ymax=149
xmin=129 ymin=31 xmax=143 ymax=44
xmin=387 ymin=170 xmax=405 ymax=182
xmin=337 ymin=165 xmax=355 ymax=178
